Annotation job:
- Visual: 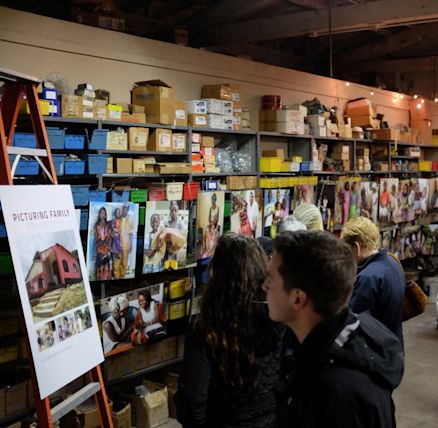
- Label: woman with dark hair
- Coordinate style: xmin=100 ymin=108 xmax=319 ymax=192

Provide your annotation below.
xmin=94 ymin=207 xmax=112 ymax=280
xmin=175 ymin=233 xmax=281 ymax=428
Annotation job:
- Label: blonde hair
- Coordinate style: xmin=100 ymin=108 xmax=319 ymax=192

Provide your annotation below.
xmin=293 ymin=203 xmax=324 ymax=232
xmin=341 ymin=216 xmax=379 ymax=251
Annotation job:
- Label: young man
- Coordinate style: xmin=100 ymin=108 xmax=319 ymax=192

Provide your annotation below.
xmin=263 ymin=231 xmax=404 ymax=428
xmin=341 ymin=216 xmax=405 ymax=347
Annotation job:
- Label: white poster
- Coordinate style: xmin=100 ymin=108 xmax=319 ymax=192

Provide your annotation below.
xmin=0 ymin=185 xmax=104 ymax=399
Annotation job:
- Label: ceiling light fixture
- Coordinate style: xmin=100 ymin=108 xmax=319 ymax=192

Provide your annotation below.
xmin=421 ymin=98 xmax=425 ymax=104
xmin=370 ymin=91 xmax=374 ymax=95
xmin=345 ymin=82 xmax=350 ymax=87
xmin=434 ymin=98 xmax=438 ymax=103
xmin=416 ymin=103 xmax=422 ymax=109
xmin=414 ymin=94 xmax=418 ymax=99
xmin=400 ymin=94 xmax=405 ymax=99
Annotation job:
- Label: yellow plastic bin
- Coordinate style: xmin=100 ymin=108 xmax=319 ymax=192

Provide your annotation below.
xmin=260 ymin=157 xmax=282 ymax=172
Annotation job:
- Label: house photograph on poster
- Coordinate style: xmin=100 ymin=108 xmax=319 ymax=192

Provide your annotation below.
xmin=86 ymin=202 xmax=139 ymax=281
xmin=17 ymin=230 xmax=87 ymax=324
xmin=100 ymin=283 xmax=166 ymax=356
xmin=143 ymin=200 xmax=189 ymax=273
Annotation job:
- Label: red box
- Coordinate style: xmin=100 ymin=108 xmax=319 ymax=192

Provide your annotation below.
xmin=192 ymin=153 xmax=202 ymax=162
xmin=192 ymin=163 xmax=204 ymax=172
xmin=432 ymin=161 xmax=438 ymax=171
xmin=183 ymin=182 xmax=200 ymax=200
xmin=148 ymin=187 xmax=165 ymax=201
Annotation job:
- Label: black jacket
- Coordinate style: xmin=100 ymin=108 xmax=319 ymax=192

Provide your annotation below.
xmin=275 ymin=308 xmax=404 ymax=428
xmin=351 ymin=249 xmax=405 ymax=347
xmin=175 ymin=327 xmax=282 ymax=428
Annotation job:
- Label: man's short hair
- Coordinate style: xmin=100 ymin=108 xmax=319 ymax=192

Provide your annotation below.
xmin=341 ymin=216 xmax=379 ymax=251
xmin=277 ymin=215 xmax=307 ymax=234
xmin=274 ymin=231 xmax=356 ymax=318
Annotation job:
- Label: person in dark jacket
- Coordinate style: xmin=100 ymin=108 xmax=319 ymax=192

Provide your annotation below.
xmin=262 ymin=231 xmax=404 ymax=428
xmin=341 ymin=216 xmax=405 ymax=347
xmin=175 ymin=233 xmax=281 ymax=428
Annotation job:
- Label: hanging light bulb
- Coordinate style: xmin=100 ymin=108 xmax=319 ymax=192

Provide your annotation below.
xmin=434 ymin=98 xmax=438 ymax=102
xmin=421 ymin=98 xmax=425 ymax=104
xmin=414 ymin=94 xmax=418 ymax=99
xmin=370 ymin=91 xmax=375 ymax=95
xmin=345 ymin=82 xmax=350 ymax=87
xmin=416 ymin=103 xmax=422 ymax=109
xmin=400 ymin=94 xmax=405 ymax=99
xmin=392 ymin=96 xmax=397 ymax=103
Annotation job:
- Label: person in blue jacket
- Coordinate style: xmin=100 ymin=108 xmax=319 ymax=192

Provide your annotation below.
xmin=341 ymin=216 xmax=405 ymax=347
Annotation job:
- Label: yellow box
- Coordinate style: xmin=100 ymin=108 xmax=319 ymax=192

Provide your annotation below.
xmin=288 ymin=177 xmax=300 ymax=186
xmin=419 ymin=160 xmax=432 ymax=171
xmin=291 ymin=156 xmax=303 ymax=163
xmin=169 ymin=279 xmax=186 ymax=300
xmin=21 ymin=99 xmax=51 ymax=116
xmin=278 ymin=177 xmax=289 ymax=188
xmin=169 ymin=301 xmax=187 ymax=320
xmin=116 ymin=158 xmax=133 ymax=174
xmin=107 ymin=157 xmax=114 ymax=173
xmin=281 ymin=162 xmax=291 ymax=172
xmin=260 ymin=157 xmax=282 ymax=172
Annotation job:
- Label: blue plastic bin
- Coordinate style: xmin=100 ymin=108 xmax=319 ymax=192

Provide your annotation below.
xmin=52 ymin=154 xmax=65 ymax=176
xmin=111 ymin=190 xmax=130 ymax=203
xmin=13 ymin=132 xmax=37 ymax=148
xmin=0 ymin=224 xmax=6 ymax=238
xmin=47 ymin=127 xmax=65 ymax=149
xmin=89 ymin=190 xmax=107 ymax=203
xmin=80 ymin=209 xmax=89 ymax=231
xmin=89 ymin=129 xmax=109 ymax=150
xmin=64 ymin=135 xmax=85 ymax=150
xmin=70 ymin=185 xmax=90 ymax=206
xmin=9 ymin=155 xmax=39 ymax=175
xmin=87 ymin=154 xmax=109 ymax=174
xmin=300 ymin=161 xmax=312 ymax=172
xmin=65 ymin=160 xmax=85 ymax=175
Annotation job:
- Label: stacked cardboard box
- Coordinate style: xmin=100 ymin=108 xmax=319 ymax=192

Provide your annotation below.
xmin=191 ymin=134 xmax=218 ymax=173
xmin=330 ymin=144 xmax=350 ymax=171
xmin=307 ymin=114 xmax=326 ymax=137
xmin=131 ymin=80 xmax=175 ymax=125
xmin=75 ymin=83 xmax=96 ymax=119
xmin=241 ymin=108 xmax=251 ymax=130
xmin=40 ymin=82 xmax=60 ymax=116
xmin=410 ymin=99 xmax=432 ymax=146
xmin=259 ymin=105 xmax=306 ymax=134
xmin=356 ymin=146 xmax=371 ymax=171
xmin=345 ymin=98 xmax=380 ymax=129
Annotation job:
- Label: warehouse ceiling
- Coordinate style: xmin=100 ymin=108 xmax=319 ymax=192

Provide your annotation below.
xmin=3 ymin=0 xmax=438 ymax=94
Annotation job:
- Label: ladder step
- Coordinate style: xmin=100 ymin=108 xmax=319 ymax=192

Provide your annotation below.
xmin=7 ymin=146 xmax=48 ymax=157
xmin=51 ymin=382 xmax=101 ymax=422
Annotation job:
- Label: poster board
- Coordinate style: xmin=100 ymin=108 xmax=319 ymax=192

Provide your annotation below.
xmin=0 ymin=185 xmax=104 ymax=399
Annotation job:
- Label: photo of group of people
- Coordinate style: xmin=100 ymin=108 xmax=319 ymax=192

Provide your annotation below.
xmin=230 ymin=190 xmax=262 ymax=237
xmin=86 ymin=202 xmax=139 ymax=281
xmin=36 ymin=306 xmax=92 ymax=352
xmin=263 ymin=189 xmax=291 ymax=238
xmin=334 ymin=178 xmax=362 ymax=227
xmin=196 ymin=192 xmax=225 ymax=260
xmin=101 ymin=283 xmax=166 ymax=356
xmin=316 ymin=181 xmax=336 ymax=231
xmin=143 ymin=200 xmax=189 ymax=273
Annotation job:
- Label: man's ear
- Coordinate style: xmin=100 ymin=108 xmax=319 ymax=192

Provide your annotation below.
xmin=291 ymin=288 xmax=308 ymax=309
xmin=352 ymin=241 xmax=361 ymax=259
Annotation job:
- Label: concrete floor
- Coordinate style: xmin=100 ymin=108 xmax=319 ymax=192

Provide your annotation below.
xmin=163 ymin=302 xmax=438 ymax=428
xmin=394 ymin=301 xmax=438 ymax=428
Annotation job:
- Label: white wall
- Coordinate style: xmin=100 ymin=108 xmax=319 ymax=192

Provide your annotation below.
xmin=0 ymin=6 xmax=422 ymax=128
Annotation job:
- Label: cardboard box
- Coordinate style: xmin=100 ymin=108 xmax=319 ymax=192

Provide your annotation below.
xmin=202 ymin=98 xmax=223 ymax=115
xmin=201 ymin=84 xmax=232 ymax=100
xmin=132 ymin=81 xmax=175 ymax=125
xmin=128 ymin=127 xmax=149 ymax=151
xmin=222 ymin=100 xmax=234 ymax=115
xmin=107 ymin=157 xmax=114 ymax=173
xmin=187 ymin=100 xmax=207 ymax=114
xmin=174 ymin=100 xmax=188 ymax=126
xmin=108 ymin=104 xmax=123 ymax=120
xmin=148 ymin=129 xmax=172 ymax=152
xmin=133 ymin=159 xmax=146 ymax=173
xmin=62 ymin=95 xmax=80 ymax=118
xmin=307 ymin=114 xmax=325 ymax=126
xmin=191 ymin=143 xmax=201 ymax=153
xmin=121 ymin=112 xmax=147 ymax=123
xmin=412 ymin=119 xmax=432 ymax=146
xmin=192 ymin=133 xmax=202 ymax=143
xmin=274 ymin=122 xmax=305 ymax=135
xmin=262 ymin=149 xmax=285 ymax=161
xmin=112 ymin=402 xmax=131 ymax=428
xmin=5 ymin=380 xmax=27 ymax=416
xmin=107 ymin=131 xmax=128 ymax=151
xmin=350 ymin=115 xmax=380 ymax=129
xmin=206 ymin=114 xmax=223 ymax=129
xmin=226 ymin=175 xmax=257 ymax=190
xmin=202 ymin=136 xmax=215 ymax=147
xmin=157 ymin=163 xmax=192 ymax=174
xmin=229 ymin=84 xmax=241 ymax=102
xmin=172 ymin=133 xmax=187 ymax=152
xmin=345 ymin=99 xmax=376 ymax=117
xmin=371 ymin=128 xmax=401 ymax=141
xmin=188 ymin=114 xmax=208 ymax=128
xmin=132 ymin=381 xmax=168 ymax=428
xmin=93 ymin=99 xmax=108 ymax=120
xmin=74 ymin=398 xmax=113 ymax=428
xmin=222 ymin=115 xmax=234 ymax=130
xmin=116 ymin=158 xmax=133 ymax=174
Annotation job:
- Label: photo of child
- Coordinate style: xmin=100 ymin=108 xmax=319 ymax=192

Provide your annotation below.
xmin=334 ymin=177 xmax=361 ymax=228
xmin=379 ymin=178 xmax=399 ymax=224
xmin=36 ymin=321 xmax=58 ymax=352
xmin=196 ymin=191 xmax=225 ymax=260
xmin=143 ymin=201 xmax=189 ymax=273
xmin=230 ymin=190 xmax=262 ymax=237
xmin=358 ymin=181 xmax=372 ymax=219
xmin=316 ymin=181 xmax=335 ymax=231
xmin=263 ymin=189 xmax=290 ymax=238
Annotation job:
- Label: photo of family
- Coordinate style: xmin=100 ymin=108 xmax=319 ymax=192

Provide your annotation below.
xmin=101 ymin=283 xmax=166 ymax=356
xmin=334 ymin=177 xmax=361 ymax=227
xmin=357 ymin=181 xmax=377 ymax=221
xmin=143 ymin=200 xmax=189 ymax=273
xmin=316 ymin=181 xmax=335 ymax=232
xmin=292 ymin=184 xmax=314 ymax=210
xmin=196 ymin=191 xmax=225 ymax=260
xmin=230 ymin=190 xmax=262 ymax=237
xmin=36 ymin=321 xmax=58 ymax=352
xmin=378 ymin=178 xmax=399 ymax=224
xmin=16 ymin=230 xmax=87 ymax=324
xmin=263 ymin=189 xmax=290 ymax=238
xmin=86 ymin=202 xmax=139 ymax=281
xmin=401 ymin=178 xmax=429 ymax=222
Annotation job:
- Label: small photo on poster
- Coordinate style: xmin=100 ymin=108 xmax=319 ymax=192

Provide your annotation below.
xmin=358 ymin=181 xmax=373 ymax=220
xmin=263 ymin=189 xmax=290 ymax=238
xmin=379 ymin=178 xmax=399 ymax=224
xmin=418 ymin=178 xmax=430 ymax=217
xmin=17 ymin=230 xmax=87 ymax=324
xmin=334 ymin=178 xmax=361 ymax=227
xmin=196 ymin=191 xmax=225 ymax=260
xmin=292 ymin=184 xmax=314 ymax=210
xmin=397 ymin=180 xmax=410 ymax=223
xmin=230 ymin=190 xmax=262 ymax=237
xmin=143 ymin=200 xmax=189 ymax=273
xmin=35 ymin=321 xmax=58 ymax=352
xmin=428 ymin=178 xmax=438 ymax=211
xmin=316 ymin=181 xmax=335 ymax=232
xmin=101 ymin=283 xmax=166 ymax=357
xmin=86 ymin=202 xmax=139 ymax=281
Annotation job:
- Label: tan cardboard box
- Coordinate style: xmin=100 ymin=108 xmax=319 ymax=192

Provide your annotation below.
xmin=133 ymin=159 xmax=146 ymax=173
xmin=107 ymin=131 xmax=128 ymax=150
xmin=370 ymin=128 xmax=401 ymax=141
xmin=188 ymin=113 xmax=208 ymax=128
xmin=202 ymin=136 xmax=215 ymax=147
xmin=107 ymin=157 xmax=114 ymax=173
xmin=157 ymin=163 xmax=192 ymax=174
xmin=172 ymin=133 xmax=187 ymax=152
xmin=75 ymin=398 xmax=113 ymax=428
xmin=174 ymin=100 xmax=188 ymax=127
xmin=148 ymin=129 xmax=172 ymax=152
xmin=226 ymin=176 xmax=257 ymax=190
xmin=262 ymin=149 xmax=285 ymax=161
xmin=93 ymin=99 xmax=108 ymax=120
xmin=121 ymin=112 xmax=147 ymax=123
xmin=350 ymin=115 xmax=380 ymax=129
xmin=201 ymin=84 xmax=232 ymax=100
xmin=62 ymin=95 xmax=80 ymax=118
xmin=112 ymin=402 xmax=132 ymax=428
xmin=144 ymin=99 xmax=175 ymax=125
xmin=128 ymin=127 xmax=149 ymax=151
xmin=132 ymin=381 xmax=169 ymax=428
xmin=116 ymin=158 xmax=133 ymax=174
